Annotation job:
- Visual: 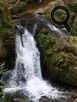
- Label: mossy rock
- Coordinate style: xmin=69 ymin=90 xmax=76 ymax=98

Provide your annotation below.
xmin=36 ymin=30 xmax=77 ymax=86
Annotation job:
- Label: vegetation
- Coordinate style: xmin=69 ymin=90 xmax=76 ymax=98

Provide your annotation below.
xmin=0 ymin=0 xmax=15 ymax=40
xmin=0 ymin=0 xmax=77 ymax=99
xmin=36 ymin=27 xmax=77 ymax=86
xmin=0 ymin=63 xmax=6 ymax=97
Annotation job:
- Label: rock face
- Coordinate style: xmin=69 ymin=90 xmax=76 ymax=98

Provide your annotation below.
xmin=36 ymin=29 xmax=77 ymax=86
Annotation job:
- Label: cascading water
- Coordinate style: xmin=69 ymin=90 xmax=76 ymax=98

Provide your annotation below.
xmin=4 ymin=26 xmax=67 ymax=102
xmin=34 ymin=14 xmax=67 ymax=36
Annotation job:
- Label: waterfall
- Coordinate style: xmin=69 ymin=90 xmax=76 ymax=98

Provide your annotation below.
xmin=4 ymin=27 xmax=64 ymax=102
xmin=34 ymin=14 xmax=68 ymax=36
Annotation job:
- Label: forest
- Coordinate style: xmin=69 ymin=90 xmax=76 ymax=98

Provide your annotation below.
xmin=0 ymin=0 xmax=77 ymax=102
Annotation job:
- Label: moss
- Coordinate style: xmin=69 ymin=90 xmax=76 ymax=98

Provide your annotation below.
xmin=71 ymin=17 xmax=77 ymax=35
xmin=0 ymin=0 xmax=15 ymax=40
xmin=1 ymin=94 xmax=13 ymax=102
xmin=10 ymin=1 xmax=27 ymax=15
xmin=10 ymin=0 xmax=42 ymax=15
xmin=64 ymin=1 xmax=77 ymax=35
xmin=0 ymin=63 xmax=6 ymax=98
xmin=69 ymin=3 xmax=77 ymax=13
xmin=54 ymin=9 xmax=67 ymax=22
xmin=45 ymin=49 xmax=77 ymax=85
xmin=36 ymin=28 xmax=77 ymax=86
xmin=36 ymin=28 xmax=56 ymax=51
xmin=0 ymin=81 xmax=4 ymax=98
xmin=1 ymin=92 xmax=30 ymax=102
xmin=0 ymin=0 xmax=15 ymax=70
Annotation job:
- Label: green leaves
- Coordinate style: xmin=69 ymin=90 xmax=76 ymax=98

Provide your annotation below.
xmin=0 ymin=63 xmax=6 ymax=98
xmin=0 ymin=63 xmax=7 ymax=75
xmin=0 ymin=81 xmax=5 ymax=98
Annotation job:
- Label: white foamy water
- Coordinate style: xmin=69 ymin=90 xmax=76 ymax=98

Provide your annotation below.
xmin=4 ymin=27 xmax=63 ymax=102
xmin=47 ymin=23 xmax=66 ymax=36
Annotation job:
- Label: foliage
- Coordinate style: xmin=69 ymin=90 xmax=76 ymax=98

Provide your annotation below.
xmin=0 ymin=81 xmax=4 ymax=97
xmin=36 ymin=28 xmax=56 ymax=51
xmin=0 ymin=94 xmax=13 ymax=102
xmin=71 ymin=17 xmax=77 ymax=36
xmin=36 ymin=28 xmax=77 ymax=86
xmin=10 ymin=1 xmax=27 ymax=15
xmin=69 ymin=2 xmax=77 ymax=13
xmin=0 ymin=63 xmax=7 ymax=75
xmin=0 ymin=63 xmax=6 ymax=98
xmin=0 ymin=0 xmax=15 ymax=40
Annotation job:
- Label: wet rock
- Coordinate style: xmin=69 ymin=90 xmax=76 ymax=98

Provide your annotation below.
xmin=1 ymin=70 xmax=13 ymax=83
xmin=18 ymin=98 xmax=24 ymax=102
xmin=65 ymin=90 xmax=77 ymax=97
xmin=73 ymin=98 xmax=77 ymax=102
xmin=39 ymin=96 xmax=53 ymax=102
xmin=64 ymin=89 xmax=77 ymax=102
xmin=39 ymin=96 xmax=72 ymax=102
xmin=1 ymin=92 xmax=30 ymax=102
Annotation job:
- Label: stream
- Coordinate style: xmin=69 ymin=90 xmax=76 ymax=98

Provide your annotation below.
xmin=1 ymin=21 xmax=71 ymax=102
